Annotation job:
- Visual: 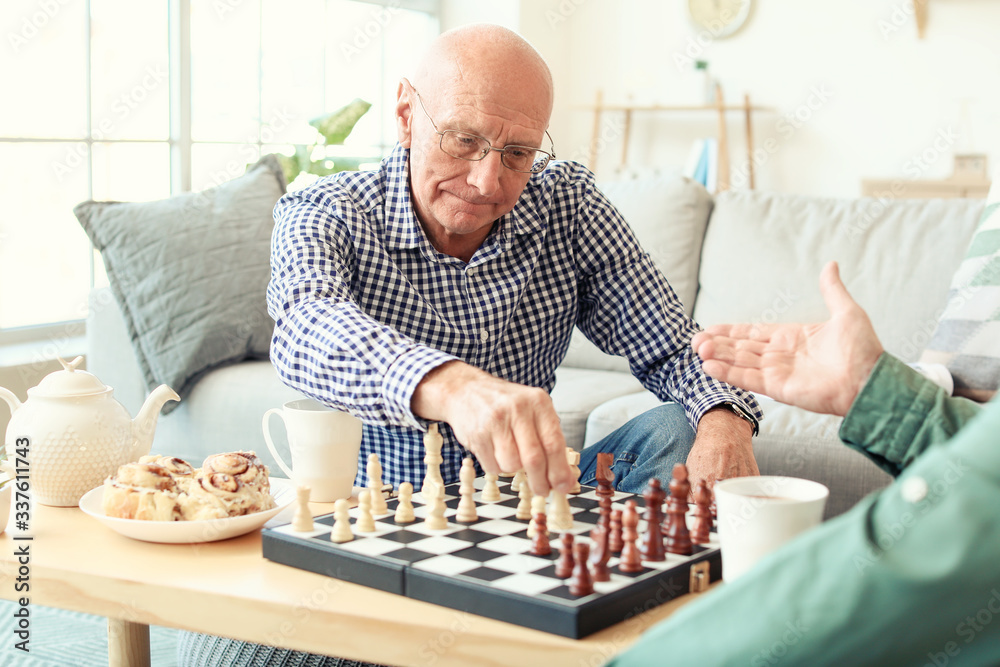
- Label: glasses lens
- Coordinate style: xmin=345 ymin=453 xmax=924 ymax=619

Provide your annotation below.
xmin=440 ymin=131 xmax=489 ymax=160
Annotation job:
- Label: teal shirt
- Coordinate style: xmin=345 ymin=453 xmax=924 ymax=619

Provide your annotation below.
xmin=607 ymin=354 xmax=998 ymax=666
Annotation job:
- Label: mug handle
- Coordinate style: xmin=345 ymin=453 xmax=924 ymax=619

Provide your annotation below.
xmin=262 ymin=408 xmax=295 ymax=479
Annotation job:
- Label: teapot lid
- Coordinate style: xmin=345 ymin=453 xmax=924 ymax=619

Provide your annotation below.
xmin=29 ymin=356 xmax=110 ymax=397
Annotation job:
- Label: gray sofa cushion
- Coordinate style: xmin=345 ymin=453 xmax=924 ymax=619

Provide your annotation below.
xmin=695 ymin=190 xmax=983 ymax=362
xmin=75 ymin=155 xmax=286 ymax=411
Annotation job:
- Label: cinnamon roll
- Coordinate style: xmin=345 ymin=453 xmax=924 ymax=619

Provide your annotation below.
xmin=138 ymin=455 xmax=196 ymax=491
xmin=201 ymin=451 xmax=271 ymax=494
xmin=102 ymin=462 xmax=183 ymax=521
xmin=181 ymin=471 xmax=276 ymax=521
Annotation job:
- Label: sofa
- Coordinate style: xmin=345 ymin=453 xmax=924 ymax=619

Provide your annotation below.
xmin=86 ymin=171 xmax=987 ymax=519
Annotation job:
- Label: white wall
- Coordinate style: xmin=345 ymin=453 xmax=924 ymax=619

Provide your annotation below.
xmin=450 ymin=0 xmax=1000 ymax=197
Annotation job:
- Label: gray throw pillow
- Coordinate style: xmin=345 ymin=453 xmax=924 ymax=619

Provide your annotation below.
xmin=74 ymin=154 xmax=286 ymax=412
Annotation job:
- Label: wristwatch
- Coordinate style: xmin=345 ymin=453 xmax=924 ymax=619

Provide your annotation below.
xmin=716 ymin=402 xmax=758 ymax=434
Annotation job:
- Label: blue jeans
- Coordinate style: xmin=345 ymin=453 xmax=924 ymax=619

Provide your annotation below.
xmin=578 ymin=402 xmax=695 ymax=495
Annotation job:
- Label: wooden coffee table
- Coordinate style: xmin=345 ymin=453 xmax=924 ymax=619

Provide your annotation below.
xmin=0 ymin=494 xmax=714 ymax=667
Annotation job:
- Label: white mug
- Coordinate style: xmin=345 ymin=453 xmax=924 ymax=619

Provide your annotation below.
xmin=714 ymin=476 xmax=829 ymax=582
xmin=262 ymin=398 xmax=362 ymax=502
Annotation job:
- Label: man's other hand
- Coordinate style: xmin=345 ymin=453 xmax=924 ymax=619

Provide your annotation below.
xmin=691 ymin=261 xmax=884 ymax=417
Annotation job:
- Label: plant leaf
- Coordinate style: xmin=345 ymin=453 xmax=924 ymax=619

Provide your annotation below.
xmin=310 ymin=98 xmax=372 ymax=145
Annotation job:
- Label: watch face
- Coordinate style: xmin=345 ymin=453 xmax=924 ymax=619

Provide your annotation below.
xmin=687 ymin=0 xmax=752 ymax=38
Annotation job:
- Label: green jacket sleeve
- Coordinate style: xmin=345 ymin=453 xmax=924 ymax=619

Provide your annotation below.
xmin=838 ymin=354 xmax=983 ymax=477
xmin=606 ymin=357 xmax=1000 ymax=667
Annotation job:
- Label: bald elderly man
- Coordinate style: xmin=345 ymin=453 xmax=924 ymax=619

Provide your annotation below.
xmin=265 ymin=24 xmax=760 ymax=499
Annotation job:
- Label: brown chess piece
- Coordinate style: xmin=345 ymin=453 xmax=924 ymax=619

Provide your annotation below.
xmin=530 ymin=511 xmax=552 ymax=556
xmin=555 ymin=533 xmax=575 ymax=578
xmin=598 ymin=494 xmax=612 ymax=529
xmin=664 ymin=465 xmax=693 ymax=556
xmin=569 ymin=542 xmax=594 ymax=596
xmin=589 ymin=524 xmax=611 ymax=582
xmin=618 ymin=500 xmax=644 ymax=573
xmin=640 ymin=478 xmax=666 ymax=562
xmin=608 ymin=508 xmax=624 ymax=554
xmin=595 ymin=452 xmax=615 ymax=498
xmin=691 ymin=479 xmax=714 ymax=545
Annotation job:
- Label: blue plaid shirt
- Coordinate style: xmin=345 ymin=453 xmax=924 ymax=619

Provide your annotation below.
xmin=267 ymin=144 xmax=762 ymax=489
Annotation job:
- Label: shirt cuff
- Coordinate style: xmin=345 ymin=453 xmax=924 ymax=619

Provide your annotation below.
xmin=380 ymin=345 xmax=459 ymax=431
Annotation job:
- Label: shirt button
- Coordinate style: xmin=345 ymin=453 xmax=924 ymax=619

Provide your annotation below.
xmin=480 ymin=329 xmax=489 ymax=342
xmin=900 ymin=476 xmax=928 ymax=503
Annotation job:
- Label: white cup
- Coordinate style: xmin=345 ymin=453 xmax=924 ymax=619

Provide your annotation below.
xmin=262 ymin=398 xmax=362 ymax=502
xmin=714 ymin=476 xmax=829 ymax=582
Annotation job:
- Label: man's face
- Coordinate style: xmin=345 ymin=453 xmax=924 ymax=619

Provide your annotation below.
xmin=397 ymin=80 xmax=550 ymax=255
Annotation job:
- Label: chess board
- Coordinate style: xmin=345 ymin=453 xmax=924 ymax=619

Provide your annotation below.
xmin=262 ymin=477 xmax=721 ymax=639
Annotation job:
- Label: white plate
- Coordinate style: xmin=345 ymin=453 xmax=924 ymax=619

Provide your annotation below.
xmin=79 ymin=478 xmax=295 ymax=544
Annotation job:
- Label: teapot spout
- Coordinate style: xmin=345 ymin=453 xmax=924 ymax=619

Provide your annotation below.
xmin=0 ymin=387 xmax=20 ymax=417
xmin=130 ymin=384 xmax=180 ymax=461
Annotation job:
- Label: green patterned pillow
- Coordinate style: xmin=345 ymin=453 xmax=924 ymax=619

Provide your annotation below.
xmin=920 ymin=171 xmax=1000 ymax=401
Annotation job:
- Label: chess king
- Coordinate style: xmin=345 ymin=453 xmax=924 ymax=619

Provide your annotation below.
xmin=264 ymin=22 xmax=762 ymax=504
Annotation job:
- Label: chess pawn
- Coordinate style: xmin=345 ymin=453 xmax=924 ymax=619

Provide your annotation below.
xmin=691 ymin=479 xmax=713 ymax=544
xmin=425 ymin=481 xmax=448 ymax=530
xmin=355 ymin=488 xmax=376 ymax=532
xmin=511 ymin=469 xmax=526 ymax=493
xmin=555 ymin=533 xmax=575 ymax=579
xmin=527 ymin=495 xmax=547 ymax=538
xmin=619 ymin=500 xmax=644 ymax=573
xmin=608 ymin=509 xmax=624 ymax=554
xmin=292 ymin=485 xmax=314 ymax=532
xmin=330 ymin=498 xmax=353 ymax=543
xmin=515 ymin=478 xmax=532 ymax=520
xmin=367 ymin=454 xmax=389 ymax=516
xmin=569 ymin=542 xmax=594 ymax=596
xmin=530 ymin=511 xmax=551 ymax=556
xmin=456 ymin=458 xmax=478 ymax=522
xmin=395 ymin=482 xmax=415 ymax=524
xmin=481 ymin=472 xmax=501 ymax=502
xmin=589 ymin=524 xmax=611 ymax=582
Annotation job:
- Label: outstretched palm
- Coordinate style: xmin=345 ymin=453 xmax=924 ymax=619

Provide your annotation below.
xmin=691 ymin=262 xmax=884 ymax=417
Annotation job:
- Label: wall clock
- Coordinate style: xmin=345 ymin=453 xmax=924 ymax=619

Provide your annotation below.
xmin=686 ymin=0 xmax=753 ymax=38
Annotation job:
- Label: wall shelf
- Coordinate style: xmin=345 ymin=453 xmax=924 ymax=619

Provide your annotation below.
xmin=580 ymin=85 xmax=773 ymax=192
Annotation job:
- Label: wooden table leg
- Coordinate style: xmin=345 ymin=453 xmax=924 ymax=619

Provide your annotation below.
xmin=108 ymin=618 xmax=151 ymax=667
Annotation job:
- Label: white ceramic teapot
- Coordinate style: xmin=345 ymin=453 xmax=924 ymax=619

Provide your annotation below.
xmin=0 ymin=356 xmax=179 ymax=506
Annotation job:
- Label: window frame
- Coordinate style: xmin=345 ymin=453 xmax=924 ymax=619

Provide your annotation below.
xmin=0 ymin=0 xmax=439 ymax=347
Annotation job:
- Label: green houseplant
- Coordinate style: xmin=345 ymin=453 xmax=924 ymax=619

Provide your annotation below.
xmin=276 ymin=98 xmax=377 ymax=186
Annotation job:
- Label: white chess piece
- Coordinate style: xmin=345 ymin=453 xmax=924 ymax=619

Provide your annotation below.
xmin=527 ymin=494 xmax=547 ymax=538
xmin=292 ymin=485 xmax=314 ymax=532
xmin=566 ymin=448 xmax=582 ymax=494
xmin=421 ymin=424 xmax=444 ymax=498
xmin=425 ymin=481 xmax=448 ymax=530
xmin=511 ymin=469 xmax=526 ymax=493
xmin=548 ymin=489 xmax=574 ymax=531
xmin=355 ymin=488 xmax=376 ymax=532
xmin=456 ymin=458 xmax=478 ymax=522
xmin=395 ymin=482 xmax=415 ymax=524
xmin=515 ymin=479 xmax=532 ymax=520
xmin=330 ymin=499 xmax=354 ymax=543
xmin=481 ymin=472 xmax=501 ymax=502
xmin=367 ymin=453 xmax=389 ymax=516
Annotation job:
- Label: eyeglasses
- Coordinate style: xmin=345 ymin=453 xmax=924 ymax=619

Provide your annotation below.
xmin=413 ymin=87 xmax=556 ymax=174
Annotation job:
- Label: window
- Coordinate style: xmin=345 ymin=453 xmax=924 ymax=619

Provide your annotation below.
xmin=0 ymin=0 xmax=439 ymax=343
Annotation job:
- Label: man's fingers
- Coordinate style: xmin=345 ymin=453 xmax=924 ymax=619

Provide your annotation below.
xmin=701 ymin=360 xmax=767 ymax=394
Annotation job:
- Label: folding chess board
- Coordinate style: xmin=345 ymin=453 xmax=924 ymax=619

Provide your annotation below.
xmin=262 ymin=477 xmax=721 ymax=638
